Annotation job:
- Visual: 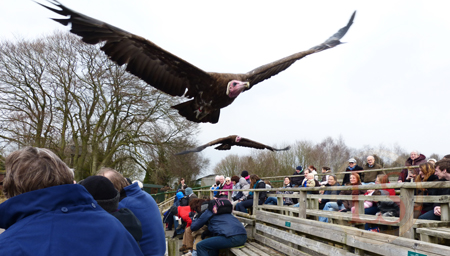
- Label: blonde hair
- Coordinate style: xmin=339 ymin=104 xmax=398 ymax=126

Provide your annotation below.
xmin=3 ymin=147 xmax=73 ymax=198
xmin=97 ymin=167 xmax=129 ymax=192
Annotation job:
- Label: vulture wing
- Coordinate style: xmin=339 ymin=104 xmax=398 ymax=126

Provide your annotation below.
xmin=236 ymin=137 xmax=291 ymax=151
xmin=38 ymin=1 xmax=213 ymax=98
xmin=242 ymin=11 xmax=356 ymax=89
xmin=174 ymin=136 xmax=235 ymax=155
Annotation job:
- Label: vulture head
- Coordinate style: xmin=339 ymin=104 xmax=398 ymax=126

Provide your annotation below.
xmin=226 ymin=80 xmax=250 ymax=98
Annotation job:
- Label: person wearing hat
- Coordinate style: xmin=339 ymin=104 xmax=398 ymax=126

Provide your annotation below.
xmin=80 ymin=176 xmax=143 ymax=243
xmin=291 ymin=166 xmax=304 ymax=187
xmin=241 ymin=170 xmax=251 ymax=184
xmin=342 ymin=158 xmax=364 ymax=185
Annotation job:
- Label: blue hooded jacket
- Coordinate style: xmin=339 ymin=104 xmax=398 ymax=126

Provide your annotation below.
xmin=190 ymin=209 xmax=247 ymax=238
xmin=0 ymin=184 xmax=143 ymax=256
xmin=119 ymin=182 xmax=166 ymax=256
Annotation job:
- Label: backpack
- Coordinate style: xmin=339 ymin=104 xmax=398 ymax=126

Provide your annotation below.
xmin=208 ymin=198 xmax=233 ymax=215
xmin=179 ymin=196 xmax=189 ymax=206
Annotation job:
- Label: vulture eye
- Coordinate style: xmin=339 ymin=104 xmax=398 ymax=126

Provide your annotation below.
xmin=232 ymin=82 xmax=237 ymax=86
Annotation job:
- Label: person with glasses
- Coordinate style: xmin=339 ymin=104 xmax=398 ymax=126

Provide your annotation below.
xmin=219 ymin=177 xmax=233 ymax=197
xmin=342 ymin=158 xmax=363 ymax=185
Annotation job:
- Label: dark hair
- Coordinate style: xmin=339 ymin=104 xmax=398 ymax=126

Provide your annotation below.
xmin=231 ymin=175 xmax=240 ymax=183
xmin=436 ymin=159 xmax=450 ymax=173
xmin=322 ymin=167 xmax=331 ymax=171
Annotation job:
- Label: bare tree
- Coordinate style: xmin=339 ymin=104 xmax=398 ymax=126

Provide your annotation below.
xmin=0 ymin=32 xmax=205 ymax=182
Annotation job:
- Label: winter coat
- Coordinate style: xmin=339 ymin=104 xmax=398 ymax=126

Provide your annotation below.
xmin=191 ymin=209 xmax=247 ymax=238
xmin=0 ymin=184 xmax=143 ymax=256
xmin=276 ymin=183 xmax=294 ymax=205
xmin=415 ymin=174 xmax=439 ymax=212
xmin=291 ymin=171 xmax=304 ymax=186
xmin=111 ymin=208 xmax=143 ymax=244
xmin=320 ymin=182 xmax=341 ymax=205
xmin=362 ymin=163 xmax=385 ymax=183
xmin=248 ymin=180 xmax=267 ymax=205
xmin=342 ymin=165 xmax=364 ymax=185
xmin=234 ymin=177 xmax=250 ymax=201
xmin=398 ymin=154 xmax=427 ymax=182
xmin=120 ymin=182 xmax=165 ymax=256
xmin=220 ymin=182 xmax=234 ymax=196
xmin=177 ymin=205 xmax=193 ymax=227
xmin=339 ymin=182 xmax=366 ymax=210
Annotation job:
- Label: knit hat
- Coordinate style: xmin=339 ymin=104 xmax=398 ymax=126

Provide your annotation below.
xmin=241 ymin=170 xmax=249 ymax=177
xmin=80 ymin=176 xmax=119 ymax=213
xmin=185 ymin=187 xmax=193 ymax=196
xmin=176 ymin=191 xmax=185 ymax=200
xmin=296 ymin=166 xmax=303 ymax=172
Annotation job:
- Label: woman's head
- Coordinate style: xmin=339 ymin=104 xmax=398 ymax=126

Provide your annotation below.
xmin=328 ymin=175 xmax=337 ymax=186
xmin=322 ymin=167 xmax=331 ymax=173
xmin=231 ymin=175 xmax=240 ymax=185
xmin=376 ymin=174 xmax=389 ymax=184
xmin=417 ymin=162 xmax=435 ymax=181
xmin=249 ymin=174 xmax=260 ymax=187
xmin=284 ymin=177 xmax=291 ymax=185
xmin=349 ymin=173 xmax=361 ymax=185
xmin=308 ymin=165 xmax=316 ymax=172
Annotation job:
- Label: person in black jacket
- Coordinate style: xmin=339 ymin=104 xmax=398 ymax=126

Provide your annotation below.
xmin=419 ymin=159 xmax=450 ymax=220
xmin=342 ymin=158 xmax=364 ymax=185
xmin=291 ymin=166 xmax=304 ymax=187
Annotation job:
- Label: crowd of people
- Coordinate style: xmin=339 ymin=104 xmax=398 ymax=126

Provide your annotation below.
xmin=1 ymin=146 xmax=449 ymax=256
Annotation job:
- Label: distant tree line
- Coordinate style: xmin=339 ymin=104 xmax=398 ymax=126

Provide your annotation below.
xmin=213 ymin=136 xmax=441 ymax=180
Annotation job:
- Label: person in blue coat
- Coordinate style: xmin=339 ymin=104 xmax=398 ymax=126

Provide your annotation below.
xmin=0 ymin=147 xmax=143 ymax=256
xmin=99 ymin=168 xmax=166 ymax=256
xmin=191 ymin=204 xmax=247 ymax=256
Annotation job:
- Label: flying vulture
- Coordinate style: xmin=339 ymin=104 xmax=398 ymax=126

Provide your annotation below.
xmin=39 ymin=1 xmax=356 ymax=124
xmin=175 ymin=135 xmax=290 ymax=155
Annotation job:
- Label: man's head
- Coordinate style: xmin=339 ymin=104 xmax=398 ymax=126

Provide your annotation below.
xmin=218 ymin=175 xmax=225 ymax=184
xmin=97 ymin=167 xmax=129 ymax=192
xmin=410 ymin=150 xmax=420 ymax=160
xmin=3 ymin=147 xmax=73 ymax=198
xmin=367 ymin=156 xmax=375 ymax=166
xmin=435 ymin=159 xmax=450 ymax=180
xmin=295 ymin=166 xmax=302 ymax=173
xmin=348 ymin=158 xmax=357 ymax=167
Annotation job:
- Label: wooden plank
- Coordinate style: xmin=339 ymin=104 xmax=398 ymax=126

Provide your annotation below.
xmin=298 ymin=191 xmax=307 ymax=218
xmin=229 ymin=247 xmax=249 ymax=256
xmin=416 ymin=227 xmax=450 ymax=239
xmin=256 ymin=223 xmax=357 ymax=256
xmin=254 ymin=233 xmax=310 ymax=256
xmin=234 ymin=216 xmax=255 ymax=226
xmin=244 ymin=243 xmax=272 ymax=256
xmin=240 ymin=247 xmax=259 ymax=256
xmin=247 ymin=242 xmax=284 ymax=256
xmin=256 ymin=210 xmax=450 ymax=255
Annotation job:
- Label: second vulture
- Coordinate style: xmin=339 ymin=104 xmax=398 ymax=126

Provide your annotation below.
xmin=40 ymin=1 xmax=356 ymax=123
xmin=175 ymin=135 xmax=290 ymax=155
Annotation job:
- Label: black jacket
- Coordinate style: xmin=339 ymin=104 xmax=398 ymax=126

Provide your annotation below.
xmin=342 ymin=165 xmax=364 ymax=185
xmin=291 ymin=171 xmax=304 ymax=186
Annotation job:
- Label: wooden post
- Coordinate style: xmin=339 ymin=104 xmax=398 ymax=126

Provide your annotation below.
xmin=399 ymin=187 xmax=414 ymax=239
xmin=298 ymin=190 xmax=307 ymax=218
xmin=441 ymin=202 xmax=450 ymax=221
xmin=210 ymin=190 xmax=213 ymax=199
xmin=253 ymin=190 xmax=259 ymax=216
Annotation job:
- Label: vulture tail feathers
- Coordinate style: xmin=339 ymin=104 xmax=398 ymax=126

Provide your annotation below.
xmin=172 ymin=100 xmax=220 ymax=124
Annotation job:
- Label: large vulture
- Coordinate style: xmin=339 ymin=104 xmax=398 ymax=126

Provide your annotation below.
xmin=39 ymin=1 xmax=356 ymax=123
xmin=175 ymin=135 xmax=290 ymax=155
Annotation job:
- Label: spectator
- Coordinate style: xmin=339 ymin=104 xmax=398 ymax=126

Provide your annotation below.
xmin=191 ymin=200 xmax=247 ymax=256
xmin=235 ymin=174 xmax=266 ymax=213
xmin=307 ymin=165 xmax=319 ymax=180
xmin=362 ymin=155 xmax=385 ymax=185
xmin=291 ymin=166 xmax=304 ymax=187
xmin=232 ymin=177 xmax=250 ymax=207
xmin=241 ymin=170 xmax=251 ymax=184
xmin=418 ymin=159 xmax=450 ymax=220
xmin=99 ymin=168 xmax=165 ymax=256
xmin=178 ymin=178 xmax=186 ymax=190
xmin=413 ymin=163 xmax=439 ymax=217
xmin=230 ymin=175 xmax=241 ymax=199
xmin=264 ymin=177 xmax=293 ymax=205
xmin=398 ymin=150 xmax=427 ymax=182
xmin=303 ymin=173 xmax=320 ymax=194
xmin=428 ymin=158 xmax=437 ymax=166
xmin=185 ymin=187 xmax=198 ymax=202
xmin=342 ymin=158 xmax=364 ymax=185
xmin=320 ymin=167 xmax=332 ymax=185
xmin=0 ymin=147 xmax=143 ymax=256
xmin=300 ymin=169 xmax=311 ymax=186
xmin=352 ymin=174 xmax=394 ymax=215
xmin=317 ymin=175 xmax=340 ymax=210
xmin=80 ymin=176 xmax=143 ymax=243
xmin=320 ymin=173 xmax=365 ymax=223
xmin=211 ymin=175 xmax=221 ymax=197
xmin=219 ymin=177 xmax=233 ymax=197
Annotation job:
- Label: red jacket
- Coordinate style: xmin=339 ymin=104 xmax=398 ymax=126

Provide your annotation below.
xmin=177 ymin=206 xmax=192 ymax=227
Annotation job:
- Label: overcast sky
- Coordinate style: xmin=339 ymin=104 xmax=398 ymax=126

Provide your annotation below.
xmin=1 ymin=1 xmax=449 ymax=173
